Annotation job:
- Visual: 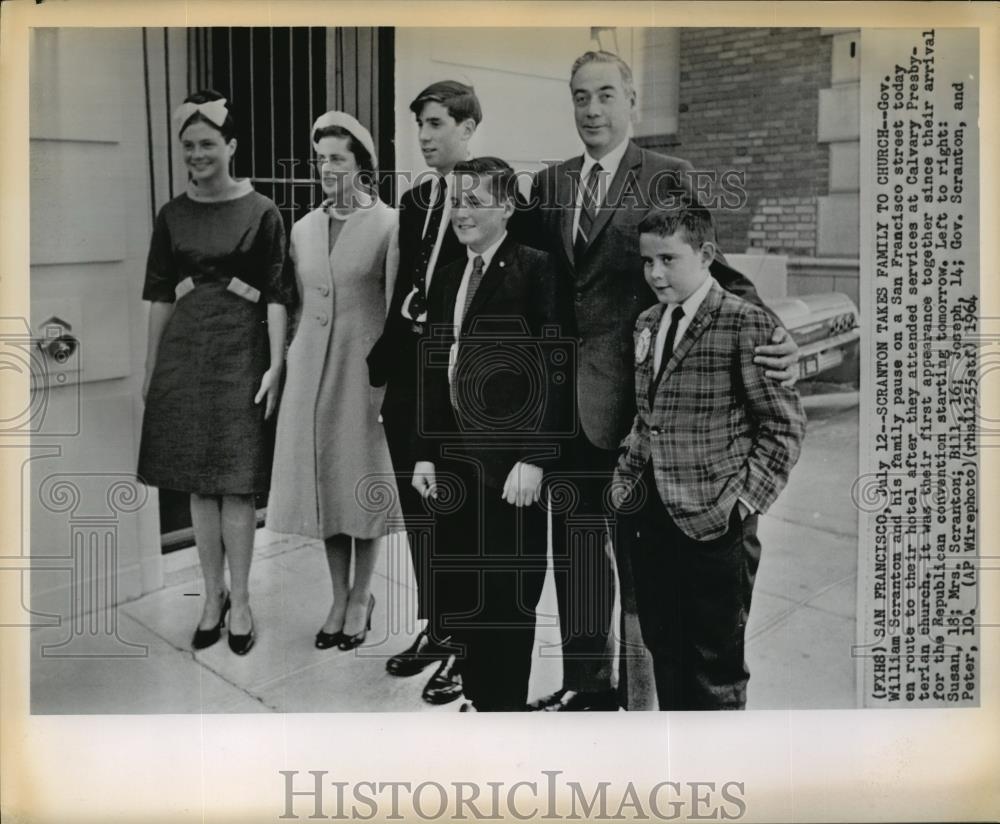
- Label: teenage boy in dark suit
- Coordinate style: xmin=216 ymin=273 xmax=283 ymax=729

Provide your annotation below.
xmin=368 ymin=81 xmax=481 ymax=705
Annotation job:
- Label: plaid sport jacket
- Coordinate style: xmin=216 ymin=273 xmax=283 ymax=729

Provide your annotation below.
xmin=613 ymin=281 xmax=806 ymax=541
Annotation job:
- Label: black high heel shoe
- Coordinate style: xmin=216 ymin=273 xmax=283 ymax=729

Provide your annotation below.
xmin=192 ymin=592 xmax=230 ymax=650
xmin=338 ymin=594 xmax=375 ymax=650
xmin=227 ymin=609 xmax=255 ymax=656
xmin=315 ymin=628 xmax=345 ymax=650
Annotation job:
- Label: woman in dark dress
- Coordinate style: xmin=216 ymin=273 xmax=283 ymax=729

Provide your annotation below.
xmin=138 ymin=90 xmax=294 ymax=655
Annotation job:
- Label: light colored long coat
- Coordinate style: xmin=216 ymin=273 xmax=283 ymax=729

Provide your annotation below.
xmin=267 ymin=199 xmax=402 ymax=539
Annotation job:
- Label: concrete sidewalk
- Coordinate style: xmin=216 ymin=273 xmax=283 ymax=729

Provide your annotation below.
xmin=30 ymin=393 xmax=859 ymax=714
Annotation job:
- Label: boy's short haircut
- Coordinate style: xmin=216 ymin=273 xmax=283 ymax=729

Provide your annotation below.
xmin=409 ymin=80 xmax=483 ymax=126
xmin=453 ymin=157 xmax=518 ymax=205
xmin=637 ymin=203 xmax=717 ymax=251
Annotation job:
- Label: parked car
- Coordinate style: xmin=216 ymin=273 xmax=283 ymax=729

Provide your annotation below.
xmin=764 ymin=292 xmax=860 ymax=382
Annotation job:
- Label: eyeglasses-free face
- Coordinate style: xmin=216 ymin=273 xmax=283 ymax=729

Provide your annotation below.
xmin=450 ymin=174 xmax=514 ymax=253
xmin=180 ymin=121 xmax=236 ymax=185
xmin=570 ymin=61 xmax=635 ymax=160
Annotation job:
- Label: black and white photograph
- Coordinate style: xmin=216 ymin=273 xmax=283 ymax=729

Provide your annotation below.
xmin=24 ymin=22 xmax=863 ymax=714
xmin=1 ymin=2 xmax=996 ymax=823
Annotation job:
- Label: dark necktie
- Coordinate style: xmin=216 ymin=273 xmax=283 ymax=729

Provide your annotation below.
xmin=451 ymin=255 xmax=485 ymax=409
xmin=573 ymin=162 xmax=602 ymax=262
xmin=460 ymin=255 xmax=486 ymax=329
xmin=408 ymin=177 xmax=446 ymax=320
xmin=651 ymin=305 xmax=685 ymax=396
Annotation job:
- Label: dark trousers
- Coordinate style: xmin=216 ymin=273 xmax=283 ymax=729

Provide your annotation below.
xmin=381 ymin=324 xmax=450 ymax=639
xmin=436 ymin=457 xmax=548 ymax=711
xmin=624 ymin=464 xmax=761 ymax=710
xmin=549 ymin=430 xmax=618 ymax=693
xmin=381 ymin=400 xmax=438 ymax=627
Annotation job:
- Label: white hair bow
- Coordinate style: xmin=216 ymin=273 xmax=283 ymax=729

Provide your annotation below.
xmin=173 ymin=98 xmax=229 ymax=136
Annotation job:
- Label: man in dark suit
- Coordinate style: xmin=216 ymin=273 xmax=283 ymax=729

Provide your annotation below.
xmin=367 ymin=80 xmax=481 ymax=704
xmin=612 ymin=205 xmax=806 ymax=709
xmin=522 ymin=51 xmax=799 ymax=711
xmin=411 ymin=157 xmax=571 ymax=711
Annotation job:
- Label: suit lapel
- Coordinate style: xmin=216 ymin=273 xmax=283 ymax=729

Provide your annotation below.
xmin=655 ymin=283 xmax=723 ymax=391
xmin=558 ymin=159 xmax=581 ymax=270
xmin=637 ymin=304 xmax=663 ymax=414
xmin=584 ymin=141 xmax=642 ymax=256
xmin=461 ymin=236 xmax=515 ymax=335
xmin=433 ymin=259 xmax=464 ymax=342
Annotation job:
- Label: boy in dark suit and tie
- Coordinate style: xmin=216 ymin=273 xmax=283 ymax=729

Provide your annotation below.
xmin=411 ymin=157 xmax=571 ymax=711
xmin=612 ymin=205 xmax=806 ymax=710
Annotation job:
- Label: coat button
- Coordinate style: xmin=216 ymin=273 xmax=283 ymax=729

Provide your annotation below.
xmin=650 ymin=426 xmax=662 ymax=435
xmin=320 ymin=285 xmax=330 ymax=296
xmin=575 ymin=291 xmax=583 ymax=303
xmin=318 ymin=314 xmax=329 ymax=326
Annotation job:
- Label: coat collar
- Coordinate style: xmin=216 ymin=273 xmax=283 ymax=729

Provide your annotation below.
xmin=439 ymin=234 xmax=519 ymax=338
xmin=663 ymin=280 xmax=723 ymax=375
xmin=641 ymin=281 xmax=724 ymax=410
xmin=460 ymin=234 xmax=518 ymax=335
xmin=301 ymin=197 xmax=386 ymax=265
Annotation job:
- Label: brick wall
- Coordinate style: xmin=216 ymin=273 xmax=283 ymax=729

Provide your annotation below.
xmin=674 ymin=28 xmax=831 ymax=257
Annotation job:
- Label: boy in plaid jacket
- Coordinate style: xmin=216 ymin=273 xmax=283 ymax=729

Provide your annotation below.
xmin=611 ymin=205 xmax=806 ymax=710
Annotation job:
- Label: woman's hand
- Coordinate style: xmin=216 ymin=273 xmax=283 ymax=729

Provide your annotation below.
xmin=254 ymin=365 xmax=284 ymax=419
xmin=753 ymin=326 xmax=799 ymax=387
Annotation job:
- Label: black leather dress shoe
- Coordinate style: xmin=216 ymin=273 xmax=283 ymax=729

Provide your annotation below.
xmin=459 ymin=702 xmax=477 ymax=712
xmin=421 ymin=654 xmax=464 ymax=705
xmin=526 ymin=688 xmax=619 ymax=712
xmin=385 ymin=629 xmax=452 ymax=676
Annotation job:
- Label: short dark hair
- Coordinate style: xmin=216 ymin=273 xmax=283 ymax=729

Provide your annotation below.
xmin=179 ymin=89 xmax=237 ymax=142
xmin=409 ymin=80 xmax=482 ymax=126
xmin=637 ymin=204 xmax=717 ymax=250
xmin=311 ymin=124 xmax=377 ymax=188
xmin=452 ymin=157 xmax=518 ymax=205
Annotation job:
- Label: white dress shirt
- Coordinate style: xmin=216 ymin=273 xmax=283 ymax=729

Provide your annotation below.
xmin=401 ymin=172 xmax=454 ymax=321
xmin=449 ymin=231 xmax=507 ymax=386
xmin=572 ymin=136 xmax=630 ymax=241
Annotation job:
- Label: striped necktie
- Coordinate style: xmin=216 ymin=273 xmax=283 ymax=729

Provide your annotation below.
xmin=459 ymin=255 xmax=486 ymax=330
xmin=574 ymin=162 xmax=602 ymax=262
xmin=451 ymin=255 xmax=486 ymax=409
